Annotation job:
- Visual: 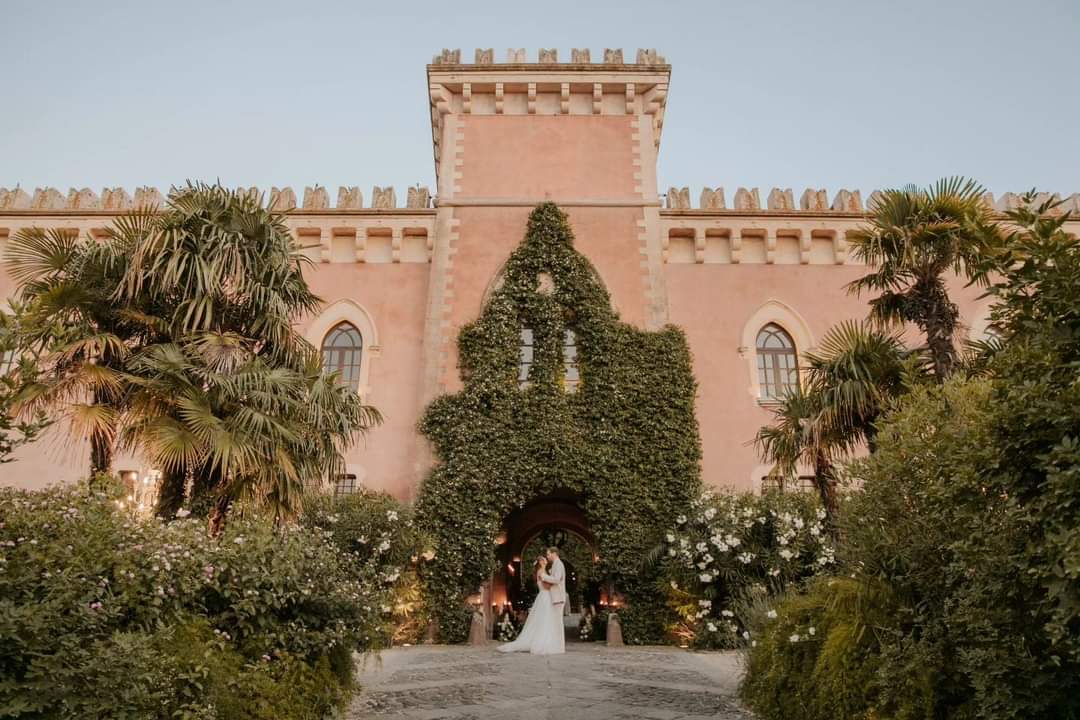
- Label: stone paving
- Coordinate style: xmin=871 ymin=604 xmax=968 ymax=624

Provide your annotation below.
xmin=348 ymin=643 xmax=755 ymax=719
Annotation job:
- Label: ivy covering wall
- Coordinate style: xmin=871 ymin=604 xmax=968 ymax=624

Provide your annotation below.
xmin=416 ymin=203 xmax=702 ymax=643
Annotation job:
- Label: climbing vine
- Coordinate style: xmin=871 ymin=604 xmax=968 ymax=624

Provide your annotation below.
xmin=416 ymin=203 xmax=702 ymax=643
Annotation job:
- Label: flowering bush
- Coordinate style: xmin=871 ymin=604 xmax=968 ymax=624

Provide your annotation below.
xmin=0 ymin=482 xmax=385 ymax=718
xmin=658 ymin=489 xmax=834 ymax=648
xmin=302 ymin=489 xmax=432 ymax=646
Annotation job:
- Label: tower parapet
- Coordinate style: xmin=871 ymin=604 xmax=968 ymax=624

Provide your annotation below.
xmin=426 ymin=48 xmax=671 ymax=194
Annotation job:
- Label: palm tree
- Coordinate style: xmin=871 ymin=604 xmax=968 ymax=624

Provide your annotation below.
xmin=756 ymin=321 xmax=919 ymax=521
xmin=846 ymin=177 xmax=1000 ymax=381
xmin=3 ymin=222 xmax=151 ymax=476
xmin=120 ymin=333 xmax=379 ymax=531
xmin=5 ymin=183 xmax=382 ymax=527
xmin=803 ymin=320 xmax=919 ymax=452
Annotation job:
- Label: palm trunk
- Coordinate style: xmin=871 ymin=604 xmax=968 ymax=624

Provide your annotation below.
xmin=154 ymin=466 xmax=188 ymax=518
xmin=89 ymin=432 xmax=112 ymax=478
xmin=917 ymin=279 xmax=959 ymax=382
xmin=208 ymin=493 xmax=231 ymax=537
xmin=813 ymin=452 xmax=839 ymax=529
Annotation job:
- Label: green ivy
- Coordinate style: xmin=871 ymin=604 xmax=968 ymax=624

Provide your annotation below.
xmin=416 ymin=203 xmax=702 ymax=643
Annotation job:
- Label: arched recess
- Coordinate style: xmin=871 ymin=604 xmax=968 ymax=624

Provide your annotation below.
xmin=739 ymin=300 xmax=814 ymax=403
xmin=305 ymin=299 xmax=380 ymax=399
xmin=478 ymin=255 xmax=620 ymax=318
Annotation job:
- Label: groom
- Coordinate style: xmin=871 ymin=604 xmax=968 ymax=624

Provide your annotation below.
xmin=541 ymin=547 xmax=567 ymax=612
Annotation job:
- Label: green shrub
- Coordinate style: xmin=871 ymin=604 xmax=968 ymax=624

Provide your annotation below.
xmin=302 ymin=489 xmax=432 ymax=646
xmin=658 ymin=489 xmax=834 ymax=648
xmin=0 ymin=483 xmax=387 ymax=718
xmin=740 ymin=577 xmax=900 ymax=720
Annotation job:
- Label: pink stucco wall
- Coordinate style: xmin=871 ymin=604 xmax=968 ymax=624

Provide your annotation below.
xmin=298 ymin=262 xmax=430 ymax=499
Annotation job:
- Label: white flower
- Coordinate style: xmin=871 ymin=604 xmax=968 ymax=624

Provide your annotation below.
xmin=794 ymin=518 xmax=804 ymax=530
xmin=665 ymin=533 xmax=675 ymax=543
xmin=789 ymin=634 xmax=800 ymax=643
xmin=670 ymin=580 xmax=679 ymax=589
xmin=699 ymin=573 xmax=713 ymax=583
xmin=676 ymin=514 xmax=687 ymax=525
xmin=698 ymin=599 xmax=712 ymax=608
xmin=233 ymin=536 xmax=245 ymax=545
xmin=721 ymin=609 xmax=734 ymax=618
xmin=386 ymin=510 xmax=398 ymax=522
xmin=779 ymin=549 xmax=794 ymax=561
xmin=752 ymin=640 xmax=758 ymax=647
xmin=704 ymin=508 xmax=716 ymax=520
xmin=667 ymin=548 xmax=676 ymax=557
xmin=766 ymin=610 xmax=778 ymax=619
xmin=742 ymin=631 xmax=751 ymax=640
xmin=737 ymin=552 xmax=754 ymax=564
xmin=707 ymin=622 xmax=718 ymax=632
xmin=808 ymin=627 xmax=816 ymax=636
xmin=175 ymin=508 xmax=190 ymax=518
xmin=696 ymin=542 xmax=708 ymax=552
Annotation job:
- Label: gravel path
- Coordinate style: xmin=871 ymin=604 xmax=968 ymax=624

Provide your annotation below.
xmin=348 ymin=643 xmax=755 ymax=719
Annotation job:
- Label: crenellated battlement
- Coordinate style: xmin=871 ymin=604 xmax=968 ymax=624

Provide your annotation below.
xmin=663 ymin=186 xmax=1080 ymax=215
xmin=429 ymin=47 xmax=668 ymax=67
xmin=0 ymin=185 xmax=434 ymax=213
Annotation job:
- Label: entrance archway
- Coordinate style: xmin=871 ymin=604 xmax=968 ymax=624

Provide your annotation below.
xmin=486 ymin=491 xmax=599 ymax=638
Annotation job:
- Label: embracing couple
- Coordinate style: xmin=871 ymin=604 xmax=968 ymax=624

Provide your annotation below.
xmin=497 ymin=547 xmax=566 ymax=655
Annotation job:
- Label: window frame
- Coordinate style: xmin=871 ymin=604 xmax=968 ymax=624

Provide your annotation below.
xmin=755 ymin=323 xmax=799 ymax=401
xmin=321 ymin=322 xmax=364 ymax=391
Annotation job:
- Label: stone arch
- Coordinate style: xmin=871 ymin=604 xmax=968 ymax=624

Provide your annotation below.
xmin=478 ymin=254 xmax=618 ymax=317
xmin=739 ymin=299 xmax=814 ymax=403
xmin=304 ymin=299 xmax=379 ymax=399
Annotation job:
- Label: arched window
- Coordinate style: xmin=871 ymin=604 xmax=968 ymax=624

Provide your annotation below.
xmin=562 ymin=329 xmax=579 ymax=393
xmin=518 ymin=328 xmax=534 ymax=387
xmin=0 ymin=350 xmax=14 ymax=377
xmin=321 ymin=322 xmax=363 ymax=390
xmin=756 ymin=323 xmax=798 ymax=400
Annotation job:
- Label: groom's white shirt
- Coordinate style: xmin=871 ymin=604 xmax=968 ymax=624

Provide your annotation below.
xmin=540 ymin=557 xmax=567 ymax=605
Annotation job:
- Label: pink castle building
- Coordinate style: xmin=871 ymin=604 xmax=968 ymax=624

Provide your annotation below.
xmin=2 ymin=48 xmax=1077 ymax=501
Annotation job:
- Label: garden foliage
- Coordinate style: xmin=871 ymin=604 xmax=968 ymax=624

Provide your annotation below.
xmin=740 ymin=199 xmax=1080 ymax=720
xmin=0 ymin=482 xmax=398 ymax=718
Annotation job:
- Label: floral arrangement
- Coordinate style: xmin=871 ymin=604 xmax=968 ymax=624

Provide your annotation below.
xmin=578 ymin=611 xmax=594 ymax=641
xmin=659 ymin=488 xmax=834 ymax=649
xmin=496 ymin=613 xmax=518 ymax=642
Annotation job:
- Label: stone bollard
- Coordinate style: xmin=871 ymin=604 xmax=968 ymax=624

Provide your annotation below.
xmin=423 ymin=618 xmax=438 ymax=644
xmin=468 ymin=610 xmax=488 ymax=646
xmin=606 ymin=612 xmax=624 ymax=646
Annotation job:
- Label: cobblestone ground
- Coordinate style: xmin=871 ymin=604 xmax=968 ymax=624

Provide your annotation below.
xmin=348 ymin=643 xmax=755 ymax=720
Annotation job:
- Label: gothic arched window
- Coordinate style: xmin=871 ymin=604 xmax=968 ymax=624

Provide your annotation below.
xmin=562 ymin=329 xmax=579 ymax=393
xmin=321 ymin=322 xmax=363 ymax=390
xmin=0 ymin=350 xmax=14 ymax=377
xmin=518 ymin=328 xmax=534 ymax=387
xmin=756 ymin=323 xmax=798 ymax=400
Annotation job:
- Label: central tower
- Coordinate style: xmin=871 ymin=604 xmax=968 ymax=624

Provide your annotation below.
xmin=421 ymin=48 xmax=671 ymax=401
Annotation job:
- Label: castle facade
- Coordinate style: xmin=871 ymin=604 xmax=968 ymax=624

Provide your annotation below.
xmin=3 ymin=48 xmax=1077 ymax=499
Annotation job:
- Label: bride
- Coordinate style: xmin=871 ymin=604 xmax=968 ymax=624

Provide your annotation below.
xmin=496 ymin=554 xmax=564 ymax=655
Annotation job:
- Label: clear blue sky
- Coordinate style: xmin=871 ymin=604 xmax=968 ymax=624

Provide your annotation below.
xmin=3 ymin=0 xmax=1078 ymax=199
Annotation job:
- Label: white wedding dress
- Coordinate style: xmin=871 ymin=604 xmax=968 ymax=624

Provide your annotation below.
xmin=496 ymin=574 xmax=565 ymax=655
